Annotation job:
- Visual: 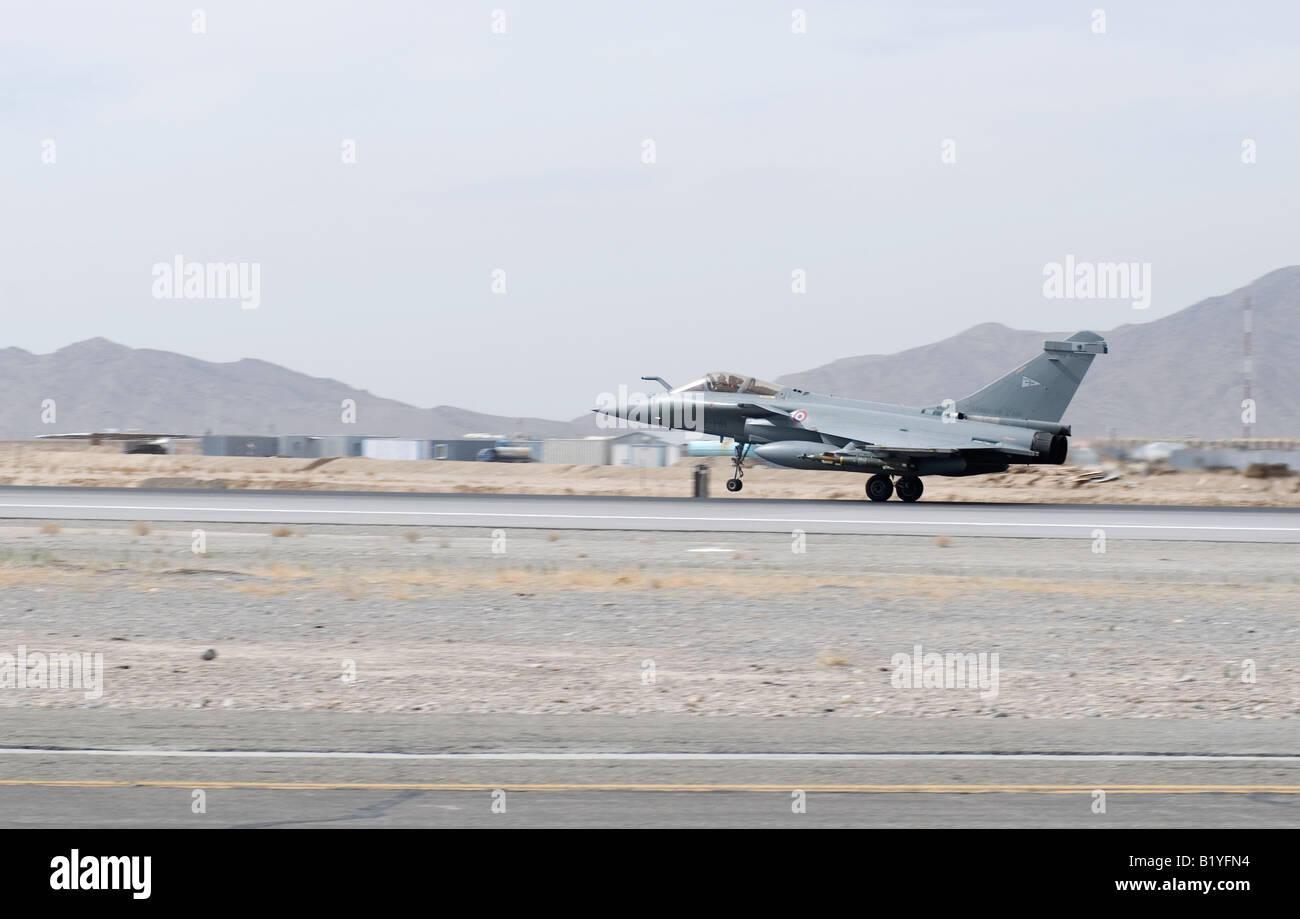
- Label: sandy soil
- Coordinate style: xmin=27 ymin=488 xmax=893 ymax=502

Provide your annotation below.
xmin=0 ymin=448 xmax=1298 ymax=505
xmin=0 ymin=523 xmax=1293 ymax=717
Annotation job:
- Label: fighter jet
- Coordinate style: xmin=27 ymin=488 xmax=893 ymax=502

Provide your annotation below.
xmin=594 ymin=331 xmax=1107 ymax=502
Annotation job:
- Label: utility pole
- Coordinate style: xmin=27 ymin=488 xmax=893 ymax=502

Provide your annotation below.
xmin=1242 ymin=294 xmax=1253 ymax=441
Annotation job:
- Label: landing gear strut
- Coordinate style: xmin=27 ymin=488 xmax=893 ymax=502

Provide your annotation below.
xmin=726 ymin=443 xmax=746 ymax=492
xmin=895 ymin=475 xmax=924 ymax=503
xmin=865 ymin=474 xmax=893 ymax=502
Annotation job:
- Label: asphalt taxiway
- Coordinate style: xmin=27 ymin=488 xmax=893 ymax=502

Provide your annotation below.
xmin=1 ymin=713 xmax=1296 ymax=828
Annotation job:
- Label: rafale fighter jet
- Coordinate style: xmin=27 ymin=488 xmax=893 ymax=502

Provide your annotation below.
xmin=594 ymin=331 xmax=1107 ymax=502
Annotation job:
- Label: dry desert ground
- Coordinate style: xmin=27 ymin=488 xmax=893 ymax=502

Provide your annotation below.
xmin=0 ymin=445 xmax=1297 ymax=506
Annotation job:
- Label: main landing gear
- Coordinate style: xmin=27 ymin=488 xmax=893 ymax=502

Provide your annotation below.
xmin=726 ymin=443 xmax=746 ymax=492
xmin=866 ymin=474 xmax=924 ymax=503
xmin=895 ymin=475 xmax=924 ymax=503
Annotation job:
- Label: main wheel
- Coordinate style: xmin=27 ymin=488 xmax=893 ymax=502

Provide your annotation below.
xmin=726 ymin=478 xmax=743 ymax=492
xmin=895 ymin=475 xmax=924 ymax=503
xmin=865 ymin=474 xmax=893 ymax=502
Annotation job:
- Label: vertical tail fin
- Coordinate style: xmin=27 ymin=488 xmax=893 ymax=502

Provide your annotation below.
xmin=954 ymin=331 xmax=1107 ymax=423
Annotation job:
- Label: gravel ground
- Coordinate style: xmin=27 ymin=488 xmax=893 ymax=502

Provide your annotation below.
xmin=0 ymin=521 xmax=1294 ymax=718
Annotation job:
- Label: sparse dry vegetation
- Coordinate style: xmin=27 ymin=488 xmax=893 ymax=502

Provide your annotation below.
xmin=250 ymin=562 xmax=312 ymax=580
xmin=39 ymin=522 xmax=60 ymax=535
xmin=0 ymin=516 xmax=1293 ymax=719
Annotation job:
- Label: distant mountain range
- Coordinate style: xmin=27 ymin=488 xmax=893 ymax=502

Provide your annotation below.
xmin=4 ymin=267 xmax=1295 ymax=441
xmin=0 ymin=340 xmax=586 ymax=441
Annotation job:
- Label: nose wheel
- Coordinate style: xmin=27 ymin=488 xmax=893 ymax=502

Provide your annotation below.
xmin=726 ymin=443 xmax=747 ymax=493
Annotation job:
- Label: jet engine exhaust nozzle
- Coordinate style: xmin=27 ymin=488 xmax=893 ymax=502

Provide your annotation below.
xmin=1031 ymin=431 xmax=1069 ymax=464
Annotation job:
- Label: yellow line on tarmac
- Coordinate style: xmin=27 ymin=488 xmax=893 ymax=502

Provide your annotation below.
xmin=1 ymin=780 xmax=1299 ymax=794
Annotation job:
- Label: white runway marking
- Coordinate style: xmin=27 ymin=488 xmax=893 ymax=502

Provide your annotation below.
xmin=1 ymin=748 xmax=1296 ymax=763
xmin=3 ymin=502 xmax=1300 ymax=534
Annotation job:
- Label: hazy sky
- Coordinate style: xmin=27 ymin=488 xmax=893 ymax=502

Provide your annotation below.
xmin=5 ymin=1 xmax=1298 ymax=418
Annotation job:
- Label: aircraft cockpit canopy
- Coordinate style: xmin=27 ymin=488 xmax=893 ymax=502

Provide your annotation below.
xmin=671 ymin=372 xmax=783 ymax=396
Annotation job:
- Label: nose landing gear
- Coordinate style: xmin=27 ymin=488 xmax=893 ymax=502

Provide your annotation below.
xmin=726 ymin=443 xmax=747 ymax=493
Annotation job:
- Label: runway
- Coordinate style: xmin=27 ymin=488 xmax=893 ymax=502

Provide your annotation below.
xmin=2 ymin=486 xmax=1299 ymax=541
xmin=2 ymin=713 xmax=1296 ymax=827
xmin=2 ymin=491 xmax=1294 ymax=826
